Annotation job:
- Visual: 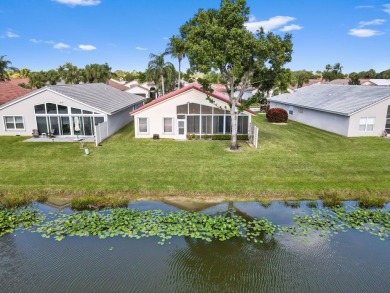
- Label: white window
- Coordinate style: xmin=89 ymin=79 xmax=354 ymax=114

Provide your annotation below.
xmin=289 ymin=106 xmax=294 ymax=115
xmin=359 ymin=117 xmax=375 ymax=131
xmin=163 ymin=117 xmax=173 ymax=134
xmin=4 ymin=116 xmax=24 ymax=130
xmin=138 ymin=118 xmax=148 ymax=133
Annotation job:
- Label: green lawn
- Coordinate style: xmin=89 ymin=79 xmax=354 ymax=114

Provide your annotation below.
xmin=1 ymin=115 xmax=389 ymax=199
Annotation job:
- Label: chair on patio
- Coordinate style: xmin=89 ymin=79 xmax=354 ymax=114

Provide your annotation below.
xmin=48 ymin=129 xmax=55 ymax=138
xmin=32 ymin=129 xmax=39 ymax=138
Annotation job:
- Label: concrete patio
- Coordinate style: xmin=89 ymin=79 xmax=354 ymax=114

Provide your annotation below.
xmin=24 ymin=136 xmax=95 ymax=143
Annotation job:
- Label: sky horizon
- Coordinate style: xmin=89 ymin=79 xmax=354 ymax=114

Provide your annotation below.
xmin=1 ymin=0 xmax=390 ymax=74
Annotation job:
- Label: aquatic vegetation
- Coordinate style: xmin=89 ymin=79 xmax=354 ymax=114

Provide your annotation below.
xmin=1 ymin=195 xmax=32 ymax=208
xmin=284 ymin=200 xmax=300 ymax=209
xmin=0 ymin=208 xmax=44 ymax=236
xmin=357 ymin=196 xmax=386 ymax=209
xmin=321 ymin=194 xmax=343 ymax=208
xmin=306 ymin=201 xmax=318 ymax=209
xmin=294 ymin=207 xmax=390 ymax=240
xmin=1 ymin=203 xmax=389 ymax=244
xmin=37 ymin=209 xmax=277 ymax=244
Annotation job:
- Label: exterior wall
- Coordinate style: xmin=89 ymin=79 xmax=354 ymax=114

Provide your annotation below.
xmin=125 ymin=87 xmax=149 ymax=98
xmin=0 ymin=90 xmax=107 ymax=136
xmin=132 ymin=89 xmax=252 ymax=139
xmin=270 ymin=101 xmax=350 ymax=136
xmin=348 ymin=98 xmax=390 ymax=137
xmin=107 ymin=101 xmax=143 ymax=136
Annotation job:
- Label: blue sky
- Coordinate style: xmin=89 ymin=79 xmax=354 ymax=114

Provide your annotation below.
xmin=1 ymin=0 xmax=390 ymax=74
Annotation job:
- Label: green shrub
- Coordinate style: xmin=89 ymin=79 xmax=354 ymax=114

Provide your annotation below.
xmin=266 ymin=108 xmax=288 ymax=123
xmin=1 ymin=195 xmax=32 ymax=208
xmin=321 ymin=194 xmax=343 ymax=208
xmin=186 ymin=134 xmax=248 ymax=140
xmin=357 ymin=196 xmax=386 ymax=208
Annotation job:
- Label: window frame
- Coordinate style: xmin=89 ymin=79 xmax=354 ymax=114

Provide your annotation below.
xmin=3 ymin=115 xmax=25 ymax=131
xmin=138 ymin=117 xmax=149 ymax=134
xmin=162 ymin=117 xmax=174 ymax=134
xmin=359 ymin=117 xmax=375 ymax=132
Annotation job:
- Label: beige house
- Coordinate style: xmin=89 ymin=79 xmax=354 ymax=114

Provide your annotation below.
xmin=130 ymin=83 xmax=255 ymax=140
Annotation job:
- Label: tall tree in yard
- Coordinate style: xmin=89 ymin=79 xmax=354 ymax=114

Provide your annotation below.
xmin=58 ymin=62 xmax=83 ymax=84
xmin=166 ymin=36 xmax=186 ymax=88
xmin=0 ymin=55 xmax=18 ymax=81
xmin=146 ymin=53 xmax=176 ymax=96
xmin=180 ymin=0 xmax=293 ymax=150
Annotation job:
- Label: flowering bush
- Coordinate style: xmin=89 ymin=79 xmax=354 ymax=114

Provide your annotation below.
xmin=266 ymin=108 xmax=288 ymax=123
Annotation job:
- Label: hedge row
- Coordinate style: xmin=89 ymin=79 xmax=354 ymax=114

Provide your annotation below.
xmin=187 ymin=134 xmax=249 ymax=140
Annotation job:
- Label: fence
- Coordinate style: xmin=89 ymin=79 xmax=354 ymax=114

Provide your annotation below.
xmin=248 ymin=123 xmax=259 ymax=148
xmin=95 ymin=121 xmax=109 ymax=146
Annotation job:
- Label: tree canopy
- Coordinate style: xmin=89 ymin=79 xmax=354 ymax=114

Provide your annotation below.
xmin=0 ymin=55 xmax=18 ymax=81
xmin=179 ymin=0 xmax=293 ymax=149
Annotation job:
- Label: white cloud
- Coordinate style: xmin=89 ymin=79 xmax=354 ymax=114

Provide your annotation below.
xmin=356 ymin=5 xmax=374 ymax=9
xmin=245 ymin=16 xmax=296 ymax=33
xmin=6 ymin=31 xmax=19 ymax=38
xmin=280 ymin=24 xmax=303 ymax=32
xmin=30 ymin=38 xmax=55 ymax=44
xmin=136 ymin=46 xmax=148 ymax=50
xmin=162 ymin=37 xmax=169 ymax=40
xmin=348 ymin=28 xmax=383 ymax=37
xmin=53 ymin=42 xmax=70 ymax=49
xmin=248 ymin=15 xmax=256 ymax=22
xmin=53 ymin=0 xmax=100 ymax=6
xmin=78 ymin=44 xmax=96 ymax=50
xmin=359 ymin=19 xmax=386 ymax=27
xmin=384 ymin=4 xmax=390 ymax=14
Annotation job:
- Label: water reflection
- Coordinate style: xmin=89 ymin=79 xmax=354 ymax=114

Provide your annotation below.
xmin=0 ymin=200 xmax=389 ymax=293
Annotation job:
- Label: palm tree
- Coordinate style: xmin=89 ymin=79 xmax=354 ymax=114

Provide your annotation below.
xmin=146 ymin=53 xmax=176 ymax=96
xmin=29 ymin=71 xmax=47 ymax=88
xmin=46 ymin=69 xmax=61 ymax=85
xmin=166 ymin=36 xmax=186 ymax=89
xmin=0 ymin=55 xmax=18 ymax=81
xmin=82 ymin=63 xmax=111 ymax=83
xmin=58 ymin=62 xmax=82 ymax=84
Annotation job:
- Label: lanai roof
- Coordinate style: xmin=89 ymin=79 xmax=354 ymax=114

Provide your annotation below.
xmin=268 ymin=84 xmax=390 ymax=116
xmin=0 ymin=83 xmax=145 ymax=115
xmin=130 ymin=83 xmax=255 ymax=115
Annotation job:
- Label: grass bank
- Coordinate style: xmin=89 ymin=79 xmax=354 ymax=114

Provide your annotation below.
xmin=0 ymin=115 xmax=389 ymax=200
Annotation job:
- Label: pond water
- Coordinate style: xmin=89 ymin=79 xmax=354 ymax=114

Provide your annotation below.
xmin=1 ymin=200 xmax=390 ymax=293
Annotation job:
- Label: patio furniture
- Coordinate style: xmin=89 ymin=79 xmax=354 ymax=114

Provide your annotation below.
xmin=48 ymin=129 xmax=55 ymax=138
xmin=32 ymin=129 xmax=39 ymax=138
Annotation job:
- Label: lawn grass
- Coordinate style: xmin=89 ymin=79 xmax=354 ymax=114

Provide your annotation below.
xmin=0 ymin=115 xmax=389 ymax=200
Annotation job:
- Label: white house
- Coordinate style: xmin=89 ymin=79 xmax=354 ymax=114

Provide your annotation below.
xmin=0 ymin=83 xmax=144 ymax=138
xmin=130 ymin=83 xmax=255 ymax=139
xmin=268 ymin=84 xmax=390 ymax=137
xmin=125 ymin=84 xmax=150 ymax=98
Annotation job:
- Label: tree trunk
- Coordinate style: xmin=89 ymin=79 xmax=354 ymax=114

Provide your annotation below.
xmin=161 ymin=75 xmax=165 ymax=96
xmin=230 ymin=102 xmax=238 ymax=150
xmin=178 ymin=59 xmax=181 ymax=89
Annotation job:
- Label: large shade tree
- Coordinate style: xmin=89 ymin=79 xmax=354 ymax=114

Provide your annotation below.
xmin=146 ymin=53 xmax=176 ymax=96
xmin=180 ymin=0 xmax=293 ymax=149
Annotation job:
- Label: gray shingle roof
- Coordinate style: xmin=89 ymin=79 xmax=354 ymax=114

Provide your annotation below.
xmin=46 ymin=83 xmax=145 ymax=114
xmin=268 ymin=84 xmax=390 ymax=116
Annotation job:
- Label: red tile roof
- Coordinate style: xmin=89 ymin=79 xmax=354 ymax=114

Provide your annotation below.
xmin=0 ymin=81 xmax=32 ymax=105
xmin=130 ymin=83 xmax=255 ymax=115
xmin=108 ymin=79 xmax=130 ymax=91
